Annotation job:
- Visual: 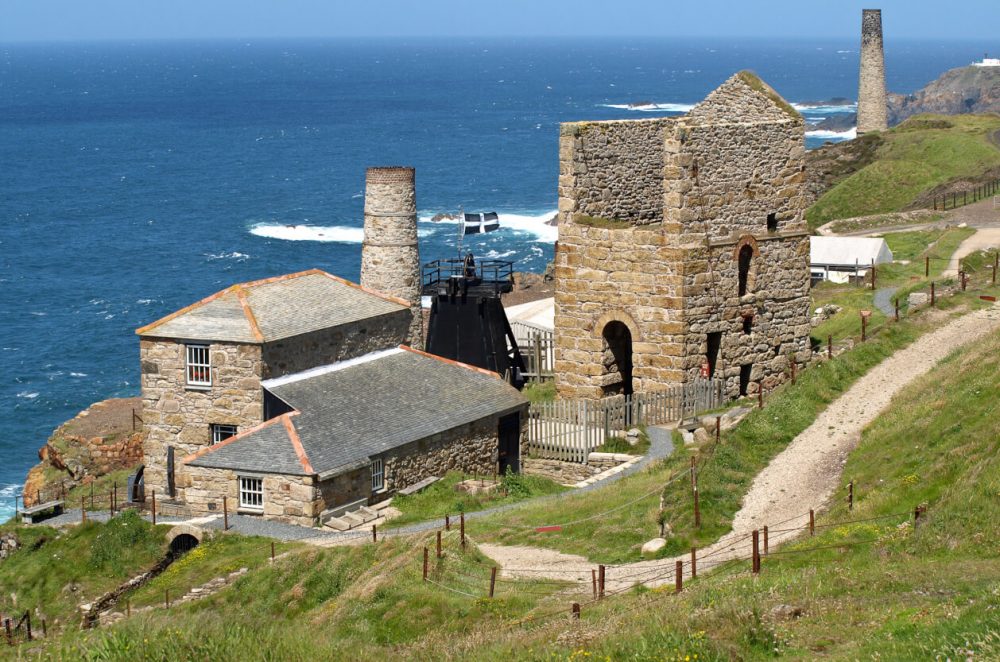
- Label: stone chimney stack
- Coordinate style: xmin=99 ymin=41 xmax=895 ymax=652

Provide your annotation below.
xmin=857 ymin=9 xmax=888 ymax=134
xmin=361 ymin=166 xmax=424 ymax=349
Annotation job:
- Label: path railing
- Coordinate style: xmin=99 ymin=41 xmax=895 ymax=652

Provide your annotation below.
xmin=511 ymin=320 xmax=554 ymax=382
xmin=930 ymin=178 xmax=999 ymax=211
xmin=527 ymin=380 xmax=725 ymax=462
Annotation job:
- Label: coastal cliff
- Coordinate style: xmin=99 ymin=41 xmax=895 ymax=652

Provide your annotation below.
xmin=21 ymin=398 xmax=144 ymax=508
xmin=888 ymin=64 xmax=1000 ymax=125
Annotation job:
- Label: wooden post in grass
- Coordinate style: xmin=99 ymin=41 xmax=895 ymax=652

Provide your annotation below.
xmin=598 ymin=565 xmax=605 ymax=600
xmin=436 ymin=531 xmax=442 ymax=559
xmin=591 ymin=569 xmax=597 ymax=599
xmin=689 ymin=456 xmax=696 ymax=489
xmin=860 ymin=310 xmax=870 ymax=342
xmin=460 ymin=512 xmax=465 ymax=549
xmin=423 ymin=547 xmax=428 ymax=581
xmin=961 ymin=271 xmax=967 ymax=292
xmin=931 ymin=282 xmax=936 ymax=306
xmin=675 ymin=560 xmax=683 ymax=593
xmin=572 ymin=603 xmax=581 ymax=619
xmin=809 ymin=509 xmax=815 ymax=536
xmin=372 ymin=524 xmax=377 ymax=543
xmin=690 ymin=547 xmax=697 ymax=579
xmin=828 ymin=334 xmax=833 ymax=359
xmin=871 ymin=259 xmax=876 ymax=290
xmin=271 ymin=541 xmax=275 ymax=562
xmin=151 ymin=490 xmax=156 ymax=525
xmin=445 ymin=514 xmax=450 ymax=531
xmin=113 ymin=482 xmax=117 ymax=513
xmin=895 ymin=298 xmax=900 ymax=322
xmin=848 ymin=481 xmax=854 ymax=511
xmin=4 ymin=618 xmax=11 ymax=646
xmin=126 ymin=599 xmax=131 ymax=618
xmin=752 ymin=530 xmax=760 ymax=574
xmin=109 ymin=489 xmax=114 ymax=517
xmin=489 ymin=567 xmax=497 ymax=598
xmin=81 ymin=497 xmax=86 ymax=523
xmin=763 ymin=526 xmax=769 ymax=556
xmin=223 ymin=496 xmax=229 ymax=531
xmin=925 ymin=256 xmax=930 ymax=277
xmin=715 ymin=417 xmax=721 ymax=444
xmin=693 ymin=482 xmax=701 ymax=529
xmin=165 ymin=589 xmax=170 ymax=609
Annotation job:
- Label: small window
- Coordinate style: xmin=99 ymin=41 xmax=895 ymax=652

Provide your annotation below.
xmin=371 ymin=459 xmax=384 ymax=492
xmin=738 ymin=245 xmax=754 ymax=297
xmin=186 ymin=344 xmax=212 ymax=387
xmin=767 ymin=213 xmax=778 ymax=232
xmin=742 ymin=315 xmax=753 ymax=335
xmin=211 ymin=424 xmax=237 ymax=445
xmin=740 ymin=364 xmax=753 ymax=397
xmin=239 ymin=476 xmax=263 ymax=510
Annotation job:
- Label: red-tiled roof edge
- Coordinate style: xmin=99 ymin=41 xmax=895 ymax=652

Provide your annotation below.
xmin=180 ymin=412 xmax=300 ymax=465
xmin=281 ymin=414 xmax=315 ymax=475
xmin=398 ymin=345 xmax=502 ymax=380
xmin=233 ymin=285 xmax=265 ymax=343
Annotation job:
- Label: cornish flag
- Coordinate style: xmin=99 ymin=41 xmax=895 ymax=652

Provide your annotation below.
xmin=462 ymin=211 xmax=500 ymax=236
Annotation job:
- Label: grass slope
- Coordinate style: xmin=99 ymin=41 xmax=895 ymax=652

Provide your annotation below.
xmin=807 ymin=114 xmax=1000 ymax=226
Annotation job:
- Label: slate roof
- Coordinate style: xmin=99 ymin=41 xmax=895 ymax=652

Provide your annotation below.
xmin=136 ymin=269 xmax=409 ymax=343
xmin=810 ymin=237 xmax=894 ymax=268
xmin=185 ymin=347 xmax=528 ymax=477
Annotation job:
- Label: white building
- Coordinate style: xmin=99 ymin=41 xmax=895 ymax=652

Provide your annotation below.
xmin=810 ymin=236 xmax=894 ymax=284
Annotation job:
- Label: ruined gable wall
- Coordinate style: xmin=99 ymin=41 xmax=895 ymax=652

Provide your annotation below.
xmin=674 ymin=117 xmax=812 ymax=398
xmin=558 ymin=118 xmax=673 ymax=226
xmin=261 ymin=309 xmax=411 ymax=379
xmin=140 ymin=339 xmax=264 ymax=506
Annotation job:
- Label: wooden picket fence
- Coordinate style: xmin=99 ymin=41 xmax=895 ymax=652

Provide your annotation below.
xmin=510 ymin=320 xmax=555 ymax=382
xmin=527 ymin=379 xmax=725 ymax=462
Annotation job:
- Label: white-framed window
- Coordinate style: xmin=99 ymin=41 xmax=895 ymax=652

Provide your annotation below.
xmin=210 ymin=424 xmax=237 ymax=445
xmin=185 ymin=344 xmax=212 ymax=387
xmin=370 ymin=459 xmax=384 ymax=492
xmin=239 ymin=476 xmax=263 ymax=510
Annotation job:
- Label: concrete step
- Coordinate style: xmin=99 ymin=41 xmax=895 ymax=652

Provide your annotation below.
xmin=342 ymin=512 xmax=365 ymax=527
xmin=357 ymin=506 xmax=378 ymax=521
xmin=324 ymin=516 xmax=351 ymax=531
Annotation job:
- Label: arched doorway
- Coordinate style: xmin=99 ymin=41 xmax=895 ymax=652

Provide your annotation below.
xmin=601 ymin=321 xmax=634 ymax=397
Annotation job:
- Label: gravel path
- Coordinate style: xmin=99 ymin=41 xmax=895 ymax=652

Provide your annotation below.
xmin=873 ymin=287 xmax=898 ymax=317
xmin=481 ymin=303 xmax=1000 ymax=590
xmin=943 ymin=227 xmax=1000 ymax=277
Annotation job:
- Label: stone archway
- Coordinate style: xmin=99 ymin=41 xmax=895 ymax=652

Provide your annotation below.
xmin=166 ymin=524 xmax=206 ymax=556
xmin=601 ymin=321 xmax=634 ymax=397
xmin=734 ymin=235 xmax=761 ymax=297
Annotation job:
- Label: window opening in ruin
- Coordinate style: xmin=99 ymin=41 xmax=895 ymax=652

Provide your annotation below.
xmin=739 ymin=364 xmax=752 ymax=397
xmin=210 ymin=424 xmax=237 ymax=445
xmin=767 ymin=213 xmax=778 ymax=232
xmin=601 ymin=321 xmax=634 ymax=397
xmin=185 ymin=344 xmax=211 ymax=387
xmin=738 ymin=245 xmax=754 ymax=296
xmin=742 ymin=315 xmax=753 ymax=335
xmin=371 ymin=458 xmax=385 ymax=492
xmin=239 ymin=476 xmax=263 ymax=510
xmin=706 ymin=332 xmax=722 ymax=379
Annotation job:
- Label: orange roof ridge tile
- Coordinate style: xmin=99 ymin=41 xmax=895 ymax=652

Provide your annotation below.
xmin=180 ymin=412 xmax=299 ymax=464
xmin=398 ymin=344 xmax=502 ymax=379
xmin=281 ymin=413 xmax=315 ymax=475
xmin=317 ymin=271 xmax=412 ymax=308
xmin=233 ymin=285 xmax=265 ymax=343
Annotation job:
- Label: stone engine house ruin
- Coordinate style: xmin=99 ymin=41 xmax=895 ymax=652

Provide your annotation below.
xmin=554 ymin=71 xmax=812 ymax=400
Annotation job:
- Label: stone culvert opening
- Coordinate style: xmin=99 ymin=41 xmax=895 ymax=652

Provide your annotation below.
xmin=166 ymin=524 xmax=206 ymax=556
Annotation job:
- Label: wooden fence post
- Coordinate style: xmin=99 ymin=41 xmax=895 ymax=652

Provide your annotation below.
xmin=925 ymin=256 xmax=930 ymax=277
xmin=690 ymin=547 xmax=697 ymax=579
xmin=931 ymin=282 xmax=936 ymax=306
xmin=372 ymin=524 xmax=377 ymax=543
xmin=4 ymin=618 xmax=11 ymax=646
xmin=572 ymin=603 xmax=581 ymax=619
xmin=460 ymin=512 xmax=465 ymax=549
xmin=445 ymin=514 xmax=450 ymax=531
xmin=848 ymin=481 xmax=854 ymax=511
xmin=895 ymin=297 xmax=899 ymax=322
xmin=871 ymin=259 xmax=876 ymax=290
xmin=809 ymin=509 xmax=815 ymax=536
xmin=113 ymin=482 xmax=117 ymax=513
xmin=127 ymin=599 xmax=131 ymax=618
xmin=81 ymin=497 xmax=86 ymax=524
xmin=752 ymin=529 xmax=761 ymax=574
xmin=24 ymin=612 xmax=31 ymax=641
xmin=763 ymin=526 xmax=769 ymax=556
xmin=591 ymin=569 xmax=597 ymax=599
xmin=828 ymin=334 xmax=833 ymax=359
xmin=423 ymin=547 xmax=428 ymax=581
xmin=223 ymin=496 xmax=229 ymax=531
xmin=151 ymin=490 xmax=156 ymax=525
xmin=675 ymin=560 xmax=683 ymax=593
xmin=693 ymin=481 xmax=701 ymax=529
xmin=436 ymin=530 xmax=442 ymax=559
xmin=271 ymin=541 xmax=275 ymax=562
xmin=598 ymin=565 xmax=605 ymax=600
xmin=109 ymin=489 xmax=114 ymax=517
xmin=489 ymin=567 xmax=497 ymax=598
xmin=165 ymin=589 xmax=170 ymax=609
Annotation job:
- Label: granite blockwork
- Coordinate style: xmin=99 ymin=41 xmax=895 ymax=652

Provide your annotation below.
xmin=361 ymin=166 xmax=424 ymax=349
xmin=857 ymin=9 xmax=888 ymax=134
xmin=554 ymin=71 xmax=812 ymax=401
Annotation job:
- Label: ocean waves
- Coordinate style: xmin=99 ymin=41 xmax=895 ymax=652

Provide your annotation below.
xmin=250 ymin=224 xmax=366 ymax=243
xmin=793 ymin=102 xmax=857 ymax=114
xmin=418 ymin=211 xmax=558 ymax=243
xmin=0 ymin=483 xmax=19 ymax=524
xmin=599 ymin=102 xmax=695 ymax=113
xmin=805 ymin=127 xmax=857 ymax=141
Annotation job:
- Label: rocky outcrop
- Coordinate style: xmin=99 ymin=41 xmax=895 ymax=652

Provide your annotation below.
xmin=0 ymin=532 xmax=19 ymax=560
xmin=888 ymin=65 xmax=1000 ymax=125
xmin=22 ymin=398 xmax=144 ymax=508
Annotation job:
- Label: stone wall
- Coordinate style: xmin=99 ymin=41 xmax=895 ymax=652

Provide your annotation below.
xmin=260 ymin=310 xmax=411 ymax=379
xmin=140 ymin=339 xmax=264 ymax=503
xmin=554 ymin=72 xmax=812 ymax=401
xmin=857 ymin=9 xmax=888 ymax=134
xmin=179 ymin=464 xmax=321 ymax=527
xmin=558 ymin=118 xmax=673 ymax=226
xmin=522 ymin=458 xmax=599 ymax=484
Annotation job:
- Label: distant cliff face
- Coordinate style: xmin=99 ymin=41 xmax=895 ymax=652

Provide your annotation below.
xmin=888 ymin=65 xmax=1000 ymax=125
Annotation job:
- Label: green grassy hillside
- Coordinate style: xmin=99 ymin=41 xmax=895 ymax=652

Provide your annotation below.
xmin=807 ymin=114 xmax=1000 ymax=227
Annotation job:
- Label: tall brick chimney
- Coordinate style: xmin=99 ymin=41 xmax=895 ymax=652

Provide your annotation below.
xmin=360 ymin=166 xmax=424 ymax=349
xmin=857 ymin=9 xmax=888 ymax=134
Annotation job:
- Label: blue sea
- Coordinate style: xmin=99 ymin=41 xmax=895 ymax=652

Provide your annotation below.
xmin=0 ymin=37 xmax=989 ymax=521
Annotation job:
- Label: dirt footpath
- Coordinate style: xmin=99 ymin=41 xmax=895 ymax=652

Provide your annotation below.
xmin=943 ymin=227 xmax=1000 ymax=277
xmin=481 ymin=303 xmax=1000 ymax=590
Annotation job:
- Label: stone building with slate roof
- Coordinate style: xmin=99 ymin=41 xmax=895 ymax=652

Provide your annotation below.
xmin=555 ymin=71 xmax=811 ymax=400
xmin=137 ymin=269 xmax=527 ymax=525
